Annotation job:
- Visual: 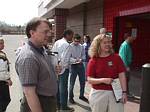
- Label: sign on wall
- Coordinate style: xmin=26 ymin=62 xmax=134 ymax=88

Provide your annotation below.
xmin=131 ymin=28 xmax=137 ymax=38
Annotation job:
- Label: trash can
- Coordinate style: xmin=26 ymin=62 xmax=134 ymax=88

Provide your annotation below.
xmin=140 ymin=63 xmax=150 ymax=112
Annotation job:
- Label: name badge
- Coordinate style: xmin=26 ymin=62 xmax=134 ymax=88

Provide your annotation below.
xmin=108 ymin=61 xmax=113 ymax=66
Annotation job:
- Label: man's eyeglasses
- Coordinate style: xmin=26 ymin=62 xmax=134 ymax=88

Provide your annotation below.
xmin=38 ymin=30 xmax=51 ymax=35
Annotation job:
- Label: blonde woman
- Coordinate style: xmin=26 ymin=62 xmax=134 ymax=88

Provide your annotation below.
xmin=87 ymin=34 xmax=127 ymax=112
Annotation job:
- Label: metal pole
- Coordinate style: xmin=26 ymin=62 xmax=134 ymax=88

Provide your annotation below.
xmin=140 ymin=63 xmax=150 ymax=112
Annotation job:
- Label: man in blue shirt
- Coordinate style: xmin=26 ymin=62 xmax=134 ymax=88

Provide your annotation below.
xmin=119 ymin=33 xmax=136 ymax=95
xmin=65 ymin=34 xmax=88 ymax=104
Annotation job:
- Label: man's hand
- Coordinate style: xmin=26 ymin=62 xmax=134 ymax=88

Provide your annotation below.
xmin=76 ymin=59 xmax=82 ymax=63
xmin=55 ymin=65 xmax=62 ymax=75
xmin=6 ymin=79 xmax=12 ymax=86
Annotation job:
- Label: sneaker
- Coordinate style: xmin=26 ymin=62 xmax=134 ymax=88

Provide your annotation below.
xmin=79 ymin=96 xmax=89 ymax=103
xmin=60 ymin=106 xmax=74 ymax=112
xmin=69 ymin=98 xmax=76 ymax=104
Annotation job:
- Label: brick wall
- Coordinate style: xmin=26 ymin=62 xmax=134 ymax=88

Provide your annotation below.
xmin=67 ymin=4 xmax=84 ymax=37
xmin=104 ymin=0 xmax=150 ymax=32
xmin=67 ymin=0 xmax=104 ymax=39
xmin=54 ymin=8 xmax=68 ymax=40
xmin=86 ymin=0 xmax=103 ymax=38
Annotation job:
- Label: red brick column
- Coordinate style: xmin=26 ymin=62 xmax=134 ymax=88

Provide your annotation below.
xmin=54 ymin=8 xmax=68 ymax=40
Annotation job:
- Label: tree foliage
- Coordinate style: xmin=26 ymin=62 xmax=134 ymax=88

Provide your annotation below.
xmin=0 ymin=21 xmax=25 ymax=34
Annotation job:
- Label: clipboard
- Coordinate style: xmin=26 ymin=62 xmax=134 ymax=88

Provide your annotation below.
xmin=111 ymin=78 xmax=122 ymax=102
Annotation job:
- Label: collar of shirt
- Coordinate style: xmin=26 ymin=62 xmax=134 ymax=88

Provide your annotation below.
xmin=62 ymin=38 xmax=68 ymax=43
xmin=28 ymin=41 xmax=44 ymax=55
xmin=56 ymin=38 xmax=70 ymax=52
xmin=71 ymin=42 xmax=81 ymax=47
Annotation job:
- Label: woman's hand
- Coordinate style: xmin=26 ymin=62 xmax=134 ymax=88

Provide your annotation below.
xmin=102 ymin=78 xmax=113 ymax=85
xmin=122 ymin=93 xmax=127 ymax=104
xmin=87 ymin=77 xmax=113 ymax=85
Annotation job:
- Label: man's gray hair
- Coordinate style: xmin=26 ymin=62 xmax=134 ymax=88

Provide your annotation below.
xmin=100 ymin=28 xmax=106 ymax=34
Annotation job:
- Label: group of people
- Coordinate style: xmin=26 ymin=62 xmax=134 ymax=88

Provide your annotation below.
xmin=14 ymin=17 xmax=90 ymax=112
xmin=52 ymin=30 xmax=89 ymax=111
xmin=0 ymin=17 xmax=136 ymax=112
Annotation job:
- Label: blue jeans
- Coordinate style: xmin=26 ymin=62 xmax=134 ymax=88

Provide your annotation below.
xmin=83 ymin=62 xmax=88 ymax=71
xmin=83 ymin=61 xmax=88 ymax=81
xmin=56 ymin=80 xmax=60 ymax=108
xmin=58 ymin=69 xmax=69 ymax=108
xmin=69 ymin=63 xmax=86 ymax=99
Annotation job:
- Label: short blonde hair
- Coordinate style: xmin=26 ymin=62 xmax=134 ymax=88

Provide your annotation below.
xmin=88 ymin=34 xmax=113 ymax=58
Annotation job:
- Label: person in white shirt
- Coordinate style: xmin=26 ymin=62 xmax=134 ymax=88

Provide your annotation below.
xmin=52 ymin=29 xmax=74 ymax=111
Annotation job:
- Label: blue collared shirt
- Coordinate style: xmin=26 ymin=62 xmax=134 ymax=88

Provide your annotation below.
xmin=69 ymin=43 xmax=85 ymax=64
xmin=28 ymin=41 xmax=44 ymax=55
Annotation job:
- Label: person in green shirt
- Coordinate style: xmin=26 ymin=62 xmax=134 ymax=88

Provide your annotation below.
xmin=119 ymin=33 xmax=136 ymax=95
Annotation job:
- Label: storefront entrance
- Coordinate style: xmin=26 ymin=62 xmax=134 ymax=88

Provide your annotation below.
xmin=114 ymin=13 xmax=150 ymax=68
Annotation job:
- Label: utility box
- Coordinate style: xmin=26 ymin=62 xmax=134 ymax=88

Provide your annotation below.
xmin=140 ymin=63 xmax=150 ymax=112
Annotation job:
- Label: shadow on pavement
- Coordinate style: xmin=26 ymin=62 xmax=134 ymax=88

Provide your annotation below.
xmin=129 ymin=68 xmax=142 ymax=97
xmin=128 ymin=96 xmax=140 ymax=104
xmin=69 ymin=101 xmax=91 ymax=112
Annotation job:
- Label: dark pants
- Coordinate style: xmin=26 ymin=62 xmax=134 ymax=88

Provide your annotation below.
xmin=0 ymin=81 xmax=11 ymax=112
xmin=69 ymin=63 xmax=86 ymax=99
xmin=83 ymin=62 xmax=88 ymax=81
xmin=20 ymin=94 xmax=57 ymax=112
xmin=38 ymin=95 xmax=57 ymax=112
xmin=56 ymin=80 xmax=60 ymax=108
xmin=58 ymin=69 xmax=69 ymax=108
